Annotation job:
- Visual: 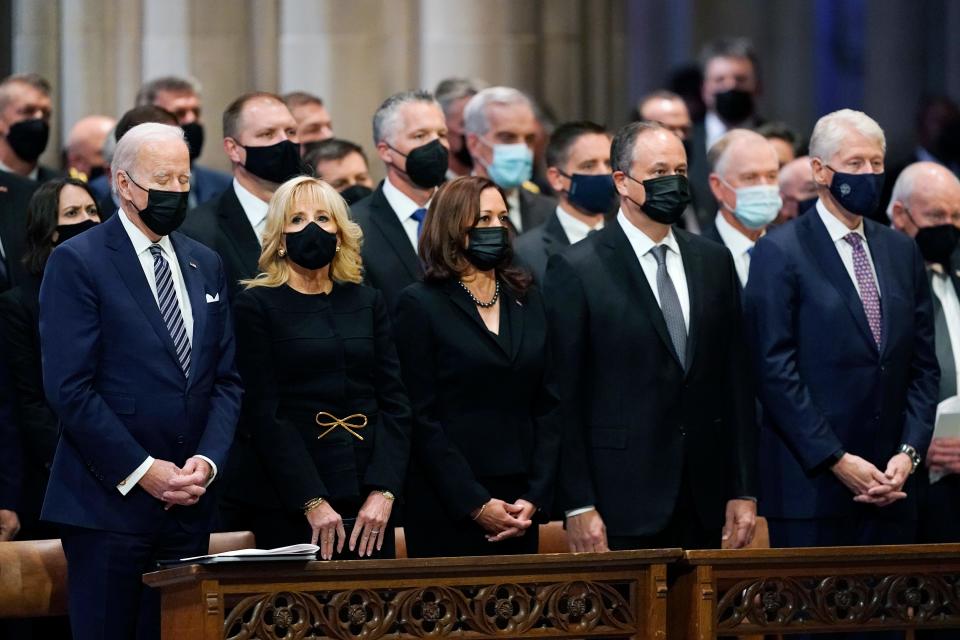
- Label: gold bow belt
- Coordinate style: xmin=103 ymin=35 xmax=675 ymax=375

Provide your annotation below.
xmin=315 ymin=411 xmax=368 ymax=441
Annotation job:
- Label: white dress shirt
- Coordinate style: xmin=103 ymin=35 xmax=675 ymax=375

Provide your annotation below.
xmin=931 ymin=265 xmax=960 ymax=396
xmin=556 ymin=205 xmax=604 ymax=245
xmin=566 ymin=211 xmax=690 ymax=520
xmin=816 ymin=199 xmax=882 ymax=300
xmin=233 ymin=178 xmax=269 ymax=246
xmin=505 ymin=188 xmax=523 ymax=233
xmin=714 ymin=212 xmax=755 ymax=287
xmin=704 ymin=111 xmax=729 ymax=150
xmin=383 ymin=174 xmax=428 ymax=249
xmin=0 ymin=159 xmax=38 ymax=181
xmin=116 ymin=208 xmax=216 ymax=494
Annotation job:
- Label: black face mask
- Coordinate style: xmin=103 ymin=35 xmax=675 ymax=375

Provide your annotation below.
xmin=465 ymin=226 xmax=510 ymax=271
xmin=914 ymin=220 xmax=960 ymax=269
xmin=285 ymin=222 xmax=338 ymax=270
xmin=55 ymin=219 xmax=98 ymax=245
xmin=242 ymin=139 xmax=304 ymax=184
xmin=714 ymin=89 xmax=755 ymax=124
xmin=389 ymin=139 xmax=449 ymax=189
xmin=125 ymin=174 xmax=190 ymax=236
xmin=181 ymin=122 xmax=204 ymax=162
xmin=453 ymin=135 xmax=473 ymax=169
xmin=7 ymin=118 xmax=50 ymax=162
xmin=339 ymin=184 xmax=373 ymax=206
xmin=626 ymin=174 xmax=691 ymax=225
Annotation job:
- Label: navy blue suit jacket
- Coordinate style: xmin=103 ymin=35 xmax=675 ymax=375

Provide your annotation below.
xmin=743 ymin=208 xmax=939 ymax=520
xmin=39 ymin=213 xmax=242 ymax=534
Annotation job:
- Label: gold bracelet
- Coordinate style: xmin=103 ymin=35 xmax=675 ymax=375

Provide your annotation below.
xmin=378 ymin=490 xmax=395 ymax=501
xmin=303 ymin=497 xmax=326 ymax=514
xmin=472 ymin=500 xmax=489 ymax=521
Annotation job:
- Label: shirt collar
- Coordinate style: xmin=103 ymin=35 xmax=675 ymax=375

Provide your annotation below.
xmin=0 ymin=159 xmax=38 ymax=181
xmin=118 ymin=206 xmax=175 ymax=258
xmin=714 ymin=211 xmax=756 ymax=257
xmin=233 ymin=178 xmax=269 ymax=227
xmin=617 ymin=209 xmax=679 ymax=258
xmin=382 ymin=174 xmax=427 ymax=222
xmin=816 ymin=198 xmax=865 ymax=243
xmin=555 ymin=204 xmax=603 ymax=243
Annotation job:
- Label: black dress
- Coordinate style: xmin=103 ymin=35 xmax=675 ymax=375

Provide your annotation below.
xmin=394 ymin=279 xmax=560 ymax=558
xmin=222 ymin=282 xmax=412 ymax=556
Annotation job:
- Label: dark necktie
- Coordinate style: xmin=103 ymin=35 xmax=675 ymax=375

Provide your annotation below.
xmin=652 ymin=244 xmax=687 ymax=366
xmin=843 ymin=233 xmax=882 ymax=347
xmin=411 ymin=208 xmax=427 ymax=247
xmin=149 ymin=244 xmax=191 ymax=377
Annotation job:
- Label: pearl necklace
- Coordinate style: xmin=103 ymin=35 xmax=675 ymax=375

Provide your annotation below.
xmin=459 ymin=279 xmax=500 ymax=308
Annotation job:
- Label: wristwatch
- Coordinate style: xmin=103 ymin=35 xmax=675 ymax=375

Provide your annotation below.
xmin=898 ymin=444 xmax=921 ymax=474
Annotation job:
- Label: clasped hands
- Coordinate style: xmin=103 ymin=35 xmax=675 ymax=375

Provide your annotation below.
xmin=138 ymin=456 xmax=211 ymax=510
xmin=306 ymin=491 xmax=395 ymax=560
xmin=832 ymin=452 xmax=913 ymax=507
xmin=471 ymin=498 xmax=536 ymax=542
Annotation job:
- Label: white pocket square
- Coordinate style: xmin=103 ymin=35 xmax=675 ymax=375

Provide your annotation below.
xmin=205 ymin=293 xmax=219 ymax=303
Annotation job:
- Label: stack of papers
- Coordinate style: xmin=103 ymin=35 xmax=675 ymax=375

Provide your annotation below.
xmin=930 ymin=396 xmax=960 ymax=484
xmin=178 ymin=543 xmax=319 ymax=563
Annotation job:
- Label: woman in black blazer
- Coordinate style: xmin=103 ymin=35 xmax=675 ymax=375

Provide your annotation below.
xmin=395 ymin=176 xmax=560 ymax=558
xmin=225 ymin=176 xmax=411 ymax=560
xmin=0 ymin=178 xmax=101 ymax=541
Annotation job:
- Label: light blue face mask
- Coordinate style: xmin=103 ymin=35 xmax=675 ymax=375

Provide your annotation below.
xmin=720 ymin=179 xmax=783 ymax=229
xmin=482 ymin=141 xmax=534 ymax=189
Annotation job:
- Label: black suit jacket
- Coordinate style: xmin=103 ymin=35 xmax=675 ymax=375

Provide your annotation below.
xmin=0 ymin=170 xmax=39 ymax=291
xmin=699 ymin=221 xmax=722 ymax=244
xmin=0 ymin=338 xmax=20 ymax=512
xmin=517 ymin=188 xmax=555 ymax=234
xmin=394 ymin=280 xmax=560 ymax=520
xmin=350 ymin=182 xmax=423 ymax=315
xmin=543 ymin=221 xmax=756 ymax=537
xmin=181 ymin=185 xmax=261 ymax=300
xmin=688 ymin=120 xmax=715 ymax=228
xmin=514 ymin=211 xmax=569 ymax=282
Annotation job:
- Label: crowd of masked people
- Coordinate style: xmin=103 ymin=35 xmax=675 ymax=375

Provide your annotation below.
xmin=0 ymin=36 xmax=959 ymax=640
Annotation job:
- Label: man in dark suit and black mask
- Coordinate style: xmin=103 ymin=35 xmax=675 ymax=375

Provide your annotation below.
xmin=181 ymin=92 xmax=304 ymax=298
xmin=350 ymin=90 xmax=450 ymax=316
xmin=544 ymin=121 xmax=757 ymax=552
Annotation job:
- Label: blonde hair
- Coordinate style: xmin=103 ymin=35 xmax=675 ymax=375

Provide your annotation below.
xmin=242 ymin=176 xmax=363 ymax=289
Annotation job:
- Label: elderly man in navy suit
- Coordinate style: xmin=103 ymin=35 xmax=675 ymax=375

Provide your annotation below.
xmin=744 ymin=109 xmax=940 ymax=552
xmin=39 ymin=122 xmax=242 ymax=640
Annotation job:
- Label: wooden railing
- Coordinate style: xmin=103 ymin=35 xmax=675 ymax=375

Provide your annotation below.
xmin=142 ymin=550 xmax=680 ymax=640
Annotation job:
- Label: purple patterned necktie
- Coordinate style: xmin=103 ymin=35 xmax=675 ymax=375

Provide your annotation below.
xmin=843 ymin=232 xmax=882 ymax=347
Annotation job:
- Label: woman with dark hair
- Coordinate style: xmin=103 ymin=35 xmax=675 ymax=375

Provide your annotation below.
xmin=0 ymin=177 xmax=100 ymax=540
xmin=394 ymin=175 xmax=560 ymax=558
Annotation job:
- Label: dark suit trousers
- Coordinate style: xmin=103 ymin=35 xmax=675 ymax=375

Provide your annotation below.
xmin=60 ymin=521 xmax=209 ymax=640
xmin=918 ymin=473 xmax=960 ymax=543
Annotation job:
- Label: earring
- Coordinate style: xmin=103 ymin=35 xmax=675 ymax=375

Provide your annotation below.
xmin=278 ymin=248 xmax=286 ymax=257
xmin=335 ymin=244 xmax=341 ymax=253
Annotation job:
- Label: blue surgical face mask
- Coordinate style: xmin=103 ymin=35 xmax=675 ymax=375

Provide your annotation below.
xmin=720 ymin=179 xmax=782 ymax=229
xmin=482 ymin=141 xmax=533 ymax=189
xmin=560 ymin=171 xmax=615 ymax=215
xmin=825 ymin=166 xmax=885 ymax=217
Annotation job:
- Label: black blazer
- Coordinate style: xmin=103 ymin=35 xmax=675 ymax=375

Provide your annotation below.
xmin=514 ymin=211 xmax=569 ymax=282
xmin=543 ymin=221 xmax=756 ymax=537
xmin=517 ymin=188 xmax=555 ymax=234
xmin=0 ymin=339 xmax=19 ymax=512
xmin=227 ymin=283 xmax=412 ymax=511
xmin=0 ymin=170 xmax=39 ymax=291
xmin=0 ymin=275 xmax=55 ymax=527
xmin=181 ymin=185 xmax=261 ymax=300
xmin=350 ymin=181 xmax=423 ymax=315
xmin=394 ymin=280 xmax=560 ymax=520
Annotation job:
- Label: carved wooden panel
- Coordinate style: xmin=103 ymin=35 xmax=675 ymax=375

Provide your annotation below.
xmin=716 ymin=572 xmax=960 ymax=633
xmin=223 ymin=580 xmax=636 ymax=640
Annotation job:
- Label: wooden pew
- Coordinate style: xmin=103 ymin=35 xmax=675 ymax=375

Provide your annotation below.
xmin=0 ymin=531 xmax=254 ymax=618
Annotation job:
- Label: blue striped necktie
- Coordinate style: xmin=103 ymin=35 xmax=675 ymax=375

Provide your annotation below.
xmin=149 ymin=244 xmax=191 ymax=377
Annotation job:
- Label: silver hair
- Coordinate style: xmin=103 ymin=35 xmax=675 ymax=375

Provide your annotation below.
xmin=463 ymin=86 xmax=534 ymax=137
xmin=371 ymin=90 xmax=437 ymax=146
xmin=707 ymin=128 xmax=776 ymax=178
xmin=111 ymin=123 xmax=186 ymax=193
xmin=886 ymin=161 xmax=960 ymax=219
xmin=434 ymin=77 xmax=486 ymax=116
xmin=809 ymin=109 xmax=886 ymax=162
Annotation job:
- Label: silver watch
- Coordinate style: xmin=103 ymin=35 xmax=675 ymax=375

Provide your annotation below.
xmin=898 ymin=443 xmax=921 ymax=474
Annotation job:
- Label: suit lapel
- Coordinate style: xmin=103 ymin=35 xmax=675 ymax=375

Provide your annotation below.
xmin=603 ymin=223 xmax=685 ymax=370
xmin=542 ymin=212 xmax=570 ymax=257
xmin=104 ymin=215 xmax=183 ymax=373
xmin=171 ymin=233 xmax=206 ymax=387
xmin=505 ymin=288 xmax=525 ymax=362
xmin=369 ymin=185 xmax=422 ymax=280
xmin=218 ymin=188 xmax=262 ymax=279
xmin=442 ymin=280 xmax=508 ymax=355
xmin=800 ymin=211 xmax=877 ymax=352
xmin=676 ymin=230 xmax=701 ymax=374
